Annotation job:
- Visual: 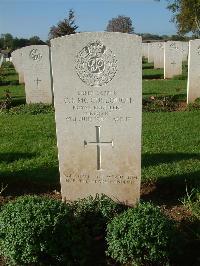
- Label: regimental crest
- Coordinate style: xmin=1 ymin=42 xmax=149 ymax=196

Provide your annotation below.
xmin=75 ymin=41 xmax=118 ymax=87
xmin=29 ymin=49 xmax=42 ymax=61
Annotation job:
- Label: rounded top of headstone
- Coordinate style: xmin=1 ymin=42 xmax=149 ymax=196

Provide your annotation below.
xmin=50 ymin=32 xmax=141 ymax=46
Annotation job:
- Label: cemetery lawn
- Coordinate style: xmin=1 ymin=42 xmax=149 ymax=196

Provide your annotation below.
xmin=0 ymin=111 xmax=199 ymax=205
xmin=0 ymin=62 xmax=199 ymax=265
xmin=0 ymin=62 xmax=199 ymax=214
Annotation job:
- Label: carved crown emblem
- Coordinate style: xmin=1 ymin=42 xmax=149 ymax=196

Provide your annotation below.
xmin=75 ymin=41 xmax=118 ymax=87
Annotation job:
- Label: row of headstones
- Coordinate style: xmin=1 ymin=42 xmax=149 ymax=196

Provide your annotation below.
xmin=142 ymin=41 xmax=188 ymax=73
xmin=142 ymin=41 xmax=200 ymax=103
xmin=11 ymin=46 xmax=53 ymax=104
xmin=11 ymin=40 xmax=200 ymax=107
xmin=8 ymin=33 xmax=200 ymax=205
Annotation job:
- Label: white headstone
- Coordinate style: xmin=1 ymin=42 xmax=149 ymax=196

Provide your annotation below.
xmin=187 ymin=39 xmax=200 ymax=103
xmin=181 ymin=42 xmax=189 ymax=62
xmin=164 ymin=41 xmax=183 ymax=79
xmin=21 ymin=45 xmax=53 ymax=104
xmin=11 ymin=48 xmax=24 ymax=83
xmin=0 ymin=53 xmax=3 ymax=68
xmin=148 ymin=43 xmax=154 ymax=63
xmin=153 ymin=42 xmax=164 ymax=69
xmin=142 ymin=43 xmax=148 ymax=58
xmin=51 ymin=32 xmax=142 ymax=206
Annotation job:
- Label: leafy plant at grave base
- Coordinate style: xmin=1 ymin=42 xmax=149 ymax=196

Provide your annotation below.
xmin=6 ymin=103 xmax=54 ymax=115
xmin=0 ymin=195 xmax=90 ymax=266
xmin=106 ymin=202 xmax=180 ymax=266
xmin=0 ymin=73 xmax=4 ymax=85
xmin=142 ymin=95 xmax=186 ymax=112
xmin=2 ymin=61 xmax=14 ymax=69
xmin=71 ymin=194 xmax=126 ymax=239
xmin=0 ymin=89 xmax=12 ymax=111
xmin=187 ymin=98 xmax=200 ymax=111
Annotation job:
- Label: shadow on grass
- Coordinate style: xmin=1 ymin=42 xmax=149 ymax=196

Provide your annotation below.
xmin=142 ymin=73 xmax=164 ymax=79
xmin=0 ymin=152 xmax=36 ymax=163
xmin=142 ymin=153 xmax=200 ymax=168
xmin=141 ymin=171 xmax=200 ymax=206
xmin=11 ymin=98 xmax=26 ymax=106
xmin=0 ymin=165 xmax=60 ymax=196
xmin=142 ymin=65 xmax=154 ymax=70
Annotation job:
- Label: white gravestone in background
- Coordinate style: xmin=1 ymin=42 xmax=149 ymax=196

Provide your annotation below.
xmin=181 ymin=42 xmax=189 ymax=61
xmin=11 ymin=48 xmax=24 ymax=84
xmin=187 ymin=39 xmax=200 ymax=103
xmin=0 ymin=53 xmax=3 ymax=67
xmin=142 ymin=43 xmax=148 ymax=58
xmin=148 ymin=43 xmax=154 ymax=63
xmin=153 ymin=42 xmax=164 ymax=69
xmin=164 ymin=41 xmax=183 ymax=79
xmin=51 ymin=32 xmax=142 ymax=206
xmin=21 ymin=45 xmax=53 ymax=104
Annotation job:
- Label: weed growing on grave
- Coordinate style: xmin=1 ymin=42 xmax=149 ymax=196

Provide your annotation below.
xmin=182 ymin=188 xmax=200 ymax=221
xmin=106 ymin=202 xmax=179 ymax=266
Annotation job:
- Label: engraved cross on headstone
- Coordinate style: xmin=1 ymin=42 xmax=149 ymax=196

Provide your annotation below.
xmin=84 ymin=126 xmax=113 ymax=170
xmin=34 ymin=77 xmax=42 ymax=87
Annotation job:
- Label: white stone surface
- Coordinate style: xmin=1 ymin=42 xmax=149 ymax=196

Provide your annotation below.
xmin=142 ymin=43 xmax=148 ymax=58
xmin=153 ymin=42 xmax=164 ymax=69
xmin=148 ymin=43 xmax=154 ymax=63
xmin=181 ymin=42 xmax=189 ymax=61
xmin=164 ymin=41 xmax=183 ymax=79
xmin=51 ymin=32 xmax=142 ymax=206
xmin=11 ymin=48 xmax=24 ymax=83
xmin=187 ymin=39 xmax=200 ymax=103
xmin=21 ymin=45 xmax=53 ymax=104
xmin=0 ymin=53 xmax=4 ymax=67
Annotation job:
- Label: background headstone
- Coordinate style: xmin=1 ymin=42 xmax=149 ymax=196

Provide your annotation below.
xmin=181 ymin=42 xmax=189 ymax=62
xmin=21 ymin=45 xmax=53 ymax=104
xmin=187 ymin=39 xmax=200 ymax=103
xmin=11 ymin=48 xmax=24 ymax=83
xmin=0 ymin=53 xmax=4 ymax=67
xmin=153 ymin=42 xmax=164 ymax=69
xmin=148 ymin=43 xmax=154 ymax=63
xmin=164 ymin=41 xmax=183 ymax=79
xmin=51 ymin=32 xmax=142 ymax=205
xmin=142 ymin=43 xmax=148 ymax=58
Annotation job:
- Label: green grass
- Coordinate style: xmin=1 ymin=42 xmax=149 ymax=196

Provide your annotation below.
xmin=0 ymin=113 xmax=59 ymax=190
xmin=142 ymin=111 xmax=200 ymax=184
xmin=0 ymin=62 xmax=26 ymax=106
xmin=0 ymin=85 xmax=26 ymax=105
xmin=0 ymin=59 xmax=199 ymax=211
xmin=143 ymin=79 xmax=187 ymax=98
xmin=143 ymin=68 xmax=164 ymax=79
xmin=0 ymin=110 xmax=199 ymax=195
xmin=183 ymin=188 xmax=200 ymax=221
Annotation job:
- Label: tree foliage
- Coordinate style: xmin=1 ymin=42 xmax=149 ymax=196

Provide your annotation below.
xmin=0 ymin=33 xmax=45 ymax=51
xmin=48 ymin=9 xmax=78 ymax=40
xmin=157 ymin=0 xmax=200 ymax=36
xmin=106 ymin=15 xmax=134 ymax=33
